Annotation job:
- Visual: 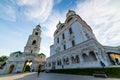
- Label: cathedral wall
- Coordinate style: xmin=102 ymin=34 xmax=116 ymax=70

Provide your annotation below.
xmin=50 ymin=45 xmax=55 ymax=56
xmin=46 ymin=39 xmax=106 ymax=70
xmin=71 ymin=21 xmax=87 ymax=45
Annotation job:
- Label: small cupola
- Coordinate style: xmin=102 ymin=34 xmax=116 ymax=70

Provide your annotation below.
xmin=66 ymin=10 xmax=76 ymax=18
xmin=56 ymin=21 xmax=62 ymax=29
xmin=36 ymin=24 xmax=41 ymax=28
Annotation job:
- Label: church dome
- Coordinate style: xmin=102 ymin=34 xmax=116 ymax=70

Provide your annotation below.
xmin=66 ymin=10 xmax=76 ymax=18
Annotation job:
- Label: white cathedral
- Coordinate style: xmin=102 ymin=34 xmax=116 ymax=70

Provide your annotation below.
xmin=1 ymin=25 xmax=46 ymax=74
xmin=45 ymin=10 xmax=120 ymax=70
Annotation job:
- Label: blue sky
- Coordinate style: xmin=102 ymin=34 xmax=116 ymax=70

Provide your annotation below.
xmin=0 ymin=0 xmax=120 ymax=57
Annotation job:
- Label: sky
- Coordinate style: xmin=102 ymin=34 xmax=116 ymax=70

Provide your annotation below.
xmin=0 ymin=0 xmax=120 ymax=58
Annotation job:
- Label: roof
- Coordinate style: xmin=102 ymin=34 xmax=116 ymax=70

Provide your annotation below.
xmin=38 ymin=53 xmax=46 ymax=56
xmin=36 ymin=24 xmax=41 ymax=28
xmin=12 ymin=51 xmax=23 ymax=54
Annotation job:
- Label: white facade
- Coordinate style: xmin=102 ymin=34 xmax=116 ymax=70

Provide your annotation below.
xmin=45 ymin=10 xmax=120 ymax=70
xmin=1 ymin=25 xmax=46 ymax=74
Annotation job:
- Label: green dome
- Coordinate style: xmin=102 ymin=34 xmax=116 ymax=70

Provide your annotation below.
xmin=12 ymin=51 xmax=23 ymax=54
xmin=38 ymin=53 xmax=46 ymax=56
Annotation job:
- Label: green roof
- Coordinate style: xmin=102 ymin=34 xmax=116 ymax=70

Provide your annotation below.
xmin=38 ymin=53 xmax=46 ymax=56
xmin=12 ymin=51 xmax=23 ymax=54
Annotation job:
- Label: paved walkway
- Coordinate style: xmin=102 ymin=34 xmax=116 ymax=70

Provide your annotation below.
xmin=0 ymin=72 xmax=120 ymax=80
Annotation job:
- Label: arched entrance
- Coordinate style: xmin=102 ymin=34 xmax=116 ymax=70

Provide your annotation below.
xmin=22 ymin=60 xmax=32 ymax=72
xmin=82 ymin=53 xmax=88 ymax=62
xmin=8 ymin=64 xmax=14 ymax=74
xmin=71 ymin=56 xmax=75 ymax=63
xmin=89 ymin=51 xmax=97 ymax=61
xmin=75 ymin=55 xmax=80 ymax=63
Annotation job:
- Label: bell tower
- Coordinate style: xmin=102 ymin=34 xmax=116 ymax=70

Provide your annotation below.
xmin=24 ymin=24 xmax=41 ymax=54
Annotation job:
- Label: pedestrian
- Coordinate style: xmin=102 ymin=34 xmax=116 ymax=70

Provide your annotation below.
xmin=38 ymin=68 xmax=40 ymax=77
xmin=38 ymin=65 xmax=41 ymax=77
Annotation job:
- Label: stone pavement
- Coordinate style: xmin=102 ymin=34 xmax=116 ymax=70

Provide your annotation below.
xmin=0 ymin=72 xmax=120 ymax=80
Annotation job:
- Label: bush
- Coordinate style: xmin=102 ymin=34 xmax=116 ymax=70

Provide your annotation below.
xmin=50 ymin=67 xmax=120 ymax=78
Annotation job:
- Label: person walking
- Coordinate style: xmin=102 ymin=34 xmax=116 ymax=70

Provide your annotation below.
xmin=37 ymin=65 xmax=41 ymax=77
xmin=37 ymin=68 xmax=40 ymax=77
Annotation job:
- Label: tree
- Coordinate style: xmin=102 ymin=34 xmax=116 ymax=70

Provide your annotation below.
xmin=0 ymin=56 xmax=8 ymax=62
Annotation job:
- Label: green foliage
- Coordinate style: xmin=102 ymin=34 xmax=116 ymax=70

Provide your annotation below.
xmin=0 ymin=56 xmax=8 ymax=62
xmin=50 ymin=67 xmax=120 ymax=78
xmin=25 ymin=65 xmax=31 ymax=72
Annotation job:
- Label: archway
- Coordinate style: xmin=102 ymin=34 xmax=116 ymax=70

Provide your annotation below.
xmin=75 ymin=55 xmax=80 ymax=63
xmin=71 ymin=56 xmax=75 ymax=63
xmin=57 ymin=59 xmax=62 ymax=66
xmin=8 ymin=64 xmax=14 ymax=74
xmin=63 ymin=57 xmax=69 ymax=65
xmin=89 ymin=51 xmax=97 ymax=61
xmin=22 ymin=60 xmax=32 ymax=72
xmin=82 ymin=53 xmax=88 ymax=62
xmin=52 ymin=61 xmax=56 ymax=69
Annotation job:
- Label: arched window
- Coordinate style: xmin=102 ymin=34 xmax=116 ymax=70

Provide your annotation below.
xmin=32 ymin=40 xmax=36 ymax=45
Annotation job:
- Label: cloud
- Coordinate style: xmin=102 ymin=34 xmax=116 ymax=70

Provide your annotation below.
xmin=42 ymin=11 xmax=66 ymax=38
xmin=15 ymin=0 xmax=54 ymax=23
xmin=75 ymin=0 xmax=120 ymax=46
xmin=0 ymin=4 xmax=16 ymax=22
